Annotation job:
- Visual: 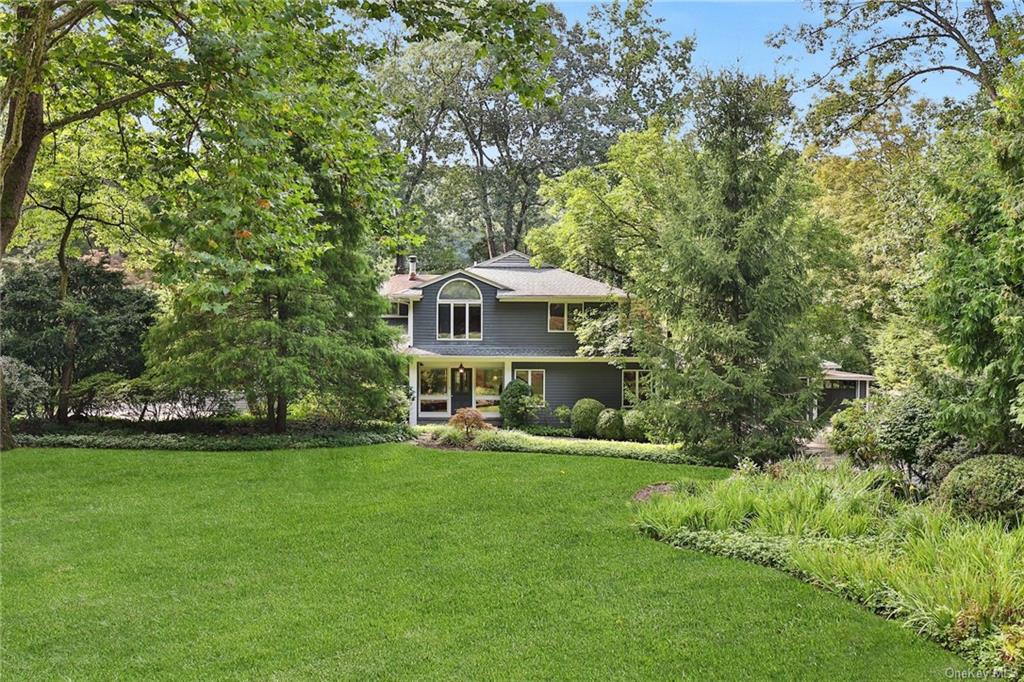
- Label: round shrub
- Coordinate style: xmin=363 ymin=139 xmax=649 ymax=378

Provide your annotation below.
xmin=596 ymin=408 xmax=624 ymax=441
xmin=938 ymin=455 xmax=1024 ymax=527
xmin=876 ymin=393 xmax=937 ymax=472
xmin=828 ymin=400 xmax=880 ymax=466
xmin=571 ymin=398 xmax=605 ymax=438
xmin=499 ymin=379 xmax=533 ymax=428
xmin=622 ymin=408 xmax=649 ymax=442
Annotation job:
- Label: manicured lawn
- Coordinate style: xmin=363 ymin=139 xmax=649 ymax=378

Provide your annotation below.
xmin=3 ymin=445 xmax=966 ymax=679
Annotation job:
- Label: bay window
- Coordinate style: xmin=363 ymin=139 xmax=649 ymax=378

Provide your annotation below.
xmin=437 ymin=279 xmax=482 ymax=340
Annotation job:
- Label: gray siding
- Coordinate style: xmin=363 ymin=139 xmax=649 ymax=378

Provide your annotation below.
xmin=512 ymin=361 xmax=635 ymax=424
xmin=412 ymin=273 xmax=578 ymax=356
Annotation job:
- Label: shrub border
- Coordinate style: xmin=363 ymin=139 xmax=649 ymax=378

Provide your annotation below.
xmin=638 ymin=524 xmax=1012 ymax=677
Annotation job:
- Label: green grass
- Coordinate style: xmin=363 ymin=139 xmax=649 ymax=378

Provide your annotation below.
xmin=3 ymin=445 xmax=967 ymax=679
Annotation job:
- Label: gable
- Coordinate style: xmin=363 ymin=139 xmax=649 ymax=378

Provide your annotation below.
xmin=473 ymin=250 xmax=537 ymax=269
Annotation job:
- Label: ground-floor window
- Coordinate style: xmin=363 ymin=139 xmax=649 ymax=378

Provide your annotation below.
xmin=514 ymin=369 xmax=545 ymax=400
xmin=474 ymin=367 xmax=503 ymax=415
xmin=419 ymin=367 xmax=449 ymax=414
xmin=622 ymin=369 xmax=652 ymax=408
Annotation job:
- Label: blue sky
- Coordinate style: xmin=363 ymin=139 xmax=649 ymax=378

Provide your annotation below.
xmin=553 ymin=1 xmax=977 ymax=109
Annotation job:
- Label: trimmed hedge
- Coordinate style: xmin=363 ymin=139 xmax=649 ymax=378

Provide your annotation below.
xmin=939 ymin=455 xmax=1024 ymax=527
xmin=13 ymin=426 xmax=413 ymax=451
xmin=571 ymin=398 xmax=604 ymax=438
xmin=596 ymin=409 xmax=624 ymax=441
xmin=519 ymin=424 xmax=573 ymax=438
xmin=473 ymin=429 xmax=705 ymax=465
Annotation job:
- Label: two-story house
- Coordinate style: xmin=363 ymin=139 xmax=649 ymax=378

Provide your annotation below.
xmin=381 ymin=250 xmax=647 ymax=425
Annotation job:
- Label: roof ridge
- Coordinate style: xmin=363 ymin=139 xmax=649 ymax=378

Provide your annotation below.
xmin=473 ymin=249 xmax=549 ymax=269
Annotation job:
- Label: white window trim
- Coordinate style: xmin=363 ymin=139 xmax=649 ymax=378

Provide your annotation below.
xmin=436 ymin=278 xmax=484 ymax=341
xmin=622 ymin=369 xmax=651 ymax=409
xmin=547 ymin=301 xmax=586 ymax=333
xmin=418 ymin=366 xmax=451 ymax=418
xmin=514 ymin=368 xmax=546 ymax=402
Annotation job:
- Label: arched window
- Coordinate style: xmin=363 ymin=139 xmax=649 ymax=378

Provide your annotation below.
xmin=437 ymin=278 xmax=482 ymax=340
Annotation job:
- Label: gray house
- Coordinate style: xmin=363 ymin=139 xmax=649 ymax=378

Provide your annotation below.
xmin=380 ymin=251 xmax=644 ymax=424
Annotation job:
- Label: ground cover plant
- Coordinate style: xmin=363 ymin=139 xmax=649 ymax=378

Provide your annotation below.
xmin=634 ymin=459 xmax=1024 ymax=677
xmin=3 ymin=445 xmax=966 ymax=679
xmin=416 ymin=425 xmax=703 ymax=465
xmin=11 ymin=417 xmax=411 ymax=451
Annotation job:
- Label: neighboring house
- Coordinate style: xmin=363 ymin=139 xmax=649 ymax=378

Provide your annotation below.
xmin=380 ymin=251 xmax=644 ymax=424
xmin=814 ymin=361 xmax=875 ymax=419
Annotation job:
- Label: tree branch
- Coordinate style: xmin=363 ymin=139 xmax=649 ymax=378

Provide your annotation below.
xmin=44 ymin=79 xmax=189 ymax=133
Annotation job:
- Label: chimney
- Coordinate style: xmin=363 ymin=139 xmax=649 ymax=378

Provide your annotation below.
xmin=408 ymin=255 xmax=418 ymax=279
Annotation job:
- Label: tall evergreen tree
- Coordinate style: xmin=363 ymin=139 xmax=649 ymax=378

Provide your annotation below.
xmin=537 ymin=73 xmax=822 ymax=462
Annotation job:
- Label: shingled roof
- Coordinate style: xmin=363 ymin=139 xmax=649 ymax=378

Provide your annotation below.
xmin=380 ymin=251 xmax=626 ymax=300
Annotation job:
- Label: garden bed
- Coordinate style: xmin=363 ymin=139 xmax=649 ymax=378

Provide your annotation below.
xmin=634 ymin=459 xmax=1024 ymax=678
xmin=414 ymin=425 xmax=711 ymax=466
xmin=11 ymin=417 xmax=412 ymax=451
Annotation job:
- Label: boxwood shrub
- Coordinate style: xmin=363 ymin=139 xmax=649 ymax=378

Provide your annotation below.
xmin=622 ymin=409 xmax=649 ymax=442
xmin=596 ymin=409 xmax=624 ymax=441
xmin=938 ymin=454 xmax=1024 ymax=527
xmin=570 ymin=398 xmax=604 ymax=438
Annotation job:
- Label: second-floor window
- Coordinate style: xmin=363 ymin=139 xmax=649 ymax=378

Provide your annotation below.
xmin=548 ymin=302 xmax=585 ymax=332
xmin=437 ymin=279 xmax=482 ymax=340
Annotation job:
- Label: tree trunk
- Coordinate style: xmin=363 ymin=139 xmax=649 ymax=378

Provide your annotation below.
xmin=266 ymin=393 xmax=275 ymax=431
xmin=55 ymin=217 xmax=76 ymax=423
xmin=274 ymin=394 xmax=287 ymax=434
xmin=1 ymin=92 xmax=44 ymax=255
xmin=56 ymin=322 xmax=78 ymax=423
xmin=0 ymin=365 xmax=14 ymax=450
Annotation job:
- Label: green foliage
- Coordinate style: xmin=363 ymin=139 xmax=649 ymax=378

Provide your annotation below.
xmin=537 ymin=73 xmax=821 ymax=463
xmin=770 ymin=3 xmax=1010 ymax=145
xmin=15 ymin=428 xmax=411 ymax=452
xmin=472 ymin=429 xmax=700 ymax=465
xmin=924 ymin=67 xmax=1024 ymax=450
xmin=636 ymin=460 xmax=900 ymax=538
xmin=518 ymin=424 xmax=573 ymax=438
xmin=0 ymin=260 xmax=157 ymax=413
xmin=66 ymin=372 xmax=123 ymax=418
xmin=553 ymin=404 xmax=573 ymax=427
xmin=915 ymin=433 xmax=986 ymax=490
xmin=939 ymin=455 xmax=1024 ymax=528
xmin=0 ymin=357 xmax=48 ymax=418
xmin=499 ymin=379 xmax=534 ymax=428
xmin=828 ymin=400 xmax=881 ymax=466
xmin=636 ymin=460 xmax=1024 ymax=675
xmin=379 ymin=0 xmax=694 ymax=262
xmin=595 ymin=408 xmax=624 ymax=441
xmin=875 ymin=393 xmax=938 ymax=478
xmin=570 ymin=398 xmax=605 ymax=438
xmin=622 ymin=408 xmax=650 ymax=443
xmin=12 ymin=417 xmax=412 ymax=451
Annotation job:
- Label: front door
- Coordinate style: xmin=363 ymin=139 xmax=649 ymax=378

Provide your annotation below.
xmin=451 ymin=367 xmax=473 ymax=412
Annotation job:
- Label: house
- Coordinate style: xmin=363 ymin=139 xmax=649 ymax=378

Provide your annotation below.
xmin=814 ymin=361 xmax=875 ymax=419
xmin=380 ymin=251 xmax=644 ymax=424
